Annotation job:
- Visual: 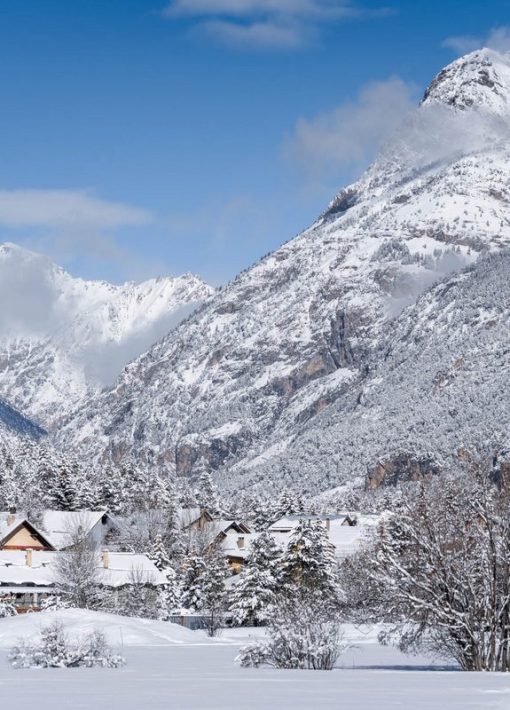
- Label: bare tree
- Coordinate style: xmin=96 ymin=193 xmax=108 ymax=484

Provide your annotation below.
xmin=348 ymin=463 xmax=510 ymax=671
xmin=53 ymin=518 xmax=101 ymax=609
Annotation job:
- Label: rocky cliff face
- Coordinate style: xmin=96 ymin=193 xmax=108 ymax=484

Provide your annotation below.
xmin=246 ymin=251 xmax=510 ymax=495
xmin=0 ymin=243 xmax=214 ymax=428
xmin=55 ymin=49 xmax=510 ymax=493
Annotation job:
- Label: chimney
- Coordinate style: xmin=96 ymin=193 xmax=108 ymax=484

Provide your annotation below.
xmin=25 ymin=549 xmax=33 ymax=567
xmin=102 ymin=549 xmax=110 ymax=569
xmin=237 ymin=536 xmax=245 ymax=549
xmin=7 ymin=507 xmax=16 ymax=526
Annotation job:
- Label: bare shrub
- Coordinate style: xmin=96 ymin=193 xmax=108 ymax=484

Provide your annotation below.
xmin=237 ymin=590 xmax=347 ymax=671
xmin=9 ymin=620 xmax=125 ymax=669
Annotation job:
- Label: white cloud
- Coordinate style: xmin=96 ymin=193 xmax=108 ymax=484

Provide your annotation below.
xmin=164 ymin=0 xmax=358 ymax=20
xmin=0 ymin=189 xmax=151 ymax=229
xmin=0 ymin=248 xmax=61 ymax=337
xmin=163 ymin=0 xmax=391 ymax=49
xmin=0 ymin=243 xmax=205 ymax=386
xmin=200 ymin=18 xmax=306 ymax=48
xmin=443 ymin=26 xmax=510 ymax=56
xmin=0 ymin=189 xmax=156 ymax=282
xmin=284 ymin=77 xmax=416 ymax=179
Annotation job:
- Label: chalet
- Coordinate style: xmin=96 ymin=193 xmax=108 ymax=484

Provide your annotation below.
xmin=210 ymin=520 xmax=252 ymax=574
xmin=0 ymin=549 xmax=167 ymax=613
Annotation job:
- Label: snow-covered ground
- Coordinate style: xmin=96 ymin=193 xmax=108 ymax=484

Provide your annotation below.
xmin=0 ymin=611 xmax=509 ymax=708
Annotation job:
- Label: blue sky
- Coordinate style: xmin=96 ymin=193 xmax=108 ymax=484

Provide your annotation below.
xmin=0 ymin=0 xmax=509 ymax=284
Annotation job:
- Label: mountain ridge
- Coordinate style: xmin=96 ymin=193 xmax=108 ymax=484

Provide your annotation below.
xmin=52 ymin=48 xmax=510 ymax=494
xmin=0 ymin=243 xmax=214 ymax=427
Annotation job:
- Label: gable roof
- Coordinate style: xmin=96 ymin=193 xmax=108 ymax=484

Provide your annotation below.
xmin=0 ymin=519 xmax=55 ymax=551
xmin=211 ymin=520 xmax=251 ymax=535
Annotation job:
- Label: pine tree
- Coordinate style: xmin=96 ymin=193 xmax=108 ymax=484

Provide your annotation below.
xmin=180 ymin=547 xmax=229 ymax=635
xmin=149 ymin=533 xmax=173 ymax=576
xmin=274 ymin=489 xmax=302 ymax=519
xmin=46 ymin=463 xmax=79 ymax=511
xmin=248 ymin=531 xmax=282 ymax=573
xmin=180 ymin=555 xmax=208 ymax=611
xmin=193 ymin=459 xmax=220 ymax=515
xmin=156 ymin=571 xmax=181 ymax=621
xmin=199 ymin=547 xmax=229 ymax=636
xmin=229 ymin=531 xmax=282 ymax=626
xmin=0 ymin=468 xmax=18 ymax=510
xmin=281 ymin=520 xmax=339 ymax=606
xmin=229 ymin=566 xmax=277 ymax=626
xmin=96 ymin=464 xmax=125 ymax=514
xmin=119 ymin=583 xmax=158 ymax=619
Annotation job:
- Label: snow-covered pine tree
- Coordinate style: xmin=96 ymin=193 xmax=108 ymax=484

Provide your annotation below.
xmin=229 ymin=565 xmax=277 ymax=626
xmin=150 ymin=474 xmax=177 ymax=512
xmin=229 ymin=531 xmax=282 ymax=626
xmin=274 ymin=489 xmax=303 ymax=519
xmin=281 ymin=520 xmax=340 ymax=606
xmin=45 ymin=461 xmax=81 ymax=511
xmin=248 ymin=530 xmax=282 ymax=572
xmin=193 ymin=459 xmax=221 ymax=515
xmin=39 ymin=620 xmax=69 ymax=666
xmin=0 ymin=467 xmax=18 ymax=510
xmin=149 ymin=533 xmax=172 ymax=572
xmin=156 ymin=571 xmax=181 ymax=621
xmin=180 ymin=555 xmax=208 ymax=612
xmin=180 ymin=547 xmax=229 ymax=635
xmin=199 ymin=547 xmax=229 ymax=636
xmin=118 ymin=582 xmax=158 ymax=619
xmin=95 ymin=464 xmax=126 ymax=514
xmin=148 ymin=532 xmax=180 ymax=611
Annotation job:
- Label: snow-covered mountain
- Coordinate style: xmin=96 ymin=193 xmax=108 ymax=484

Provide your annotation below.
xmin=56 ymin=49 xmax=510 ymax=492
xmin=0 ymin=243 xmax=214 ymax=427
xmin=234 ymin=250 xmax=510 ymax=495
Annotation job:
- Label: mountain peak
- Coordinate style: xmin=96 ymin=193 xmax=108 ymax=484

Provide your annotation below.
xmin=422 ymin=48 xmax=510 ymax=114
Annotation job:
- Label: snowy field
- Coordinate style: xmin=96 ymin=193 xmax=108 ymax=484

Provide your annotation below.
xmin=0 ymin=611 xmax=509 ymax=709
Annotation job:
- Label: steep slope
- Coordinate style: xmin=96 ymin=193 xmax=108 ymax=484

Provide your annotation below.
xmin=232 ymin=251 xmax=510 ymax=493
xmin=0 ymin=392 xmax=51 ymax=493
xmin=0 ymin=243 xmax=214 ymax=427
xmin=0 ymin=396 xmax=45 ymax=441
xmin=56 ymin=49 xmax=510 ymax=485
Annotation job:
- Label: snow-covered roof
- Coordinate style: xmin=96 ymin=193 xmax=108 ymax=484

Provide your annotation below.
xmin=40 ymin=510 xmax=107 ymax=550
xmin=0 ymin=550 xmax=166 ymax=588
xmin=0 ymin=514 xmax=27 ymax=543
xmin=209 ymin=519 xmax=251 ymax=535
xmin=100 ymin=552 xmax=167 ymax=587
xmin=267 ymin=513 xmax=383 ymax=559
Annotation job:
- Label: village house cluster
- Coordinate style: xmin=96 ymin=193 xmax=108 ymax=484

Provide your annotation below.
xmin=0 ymin=507 xmax=381 ymax=613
